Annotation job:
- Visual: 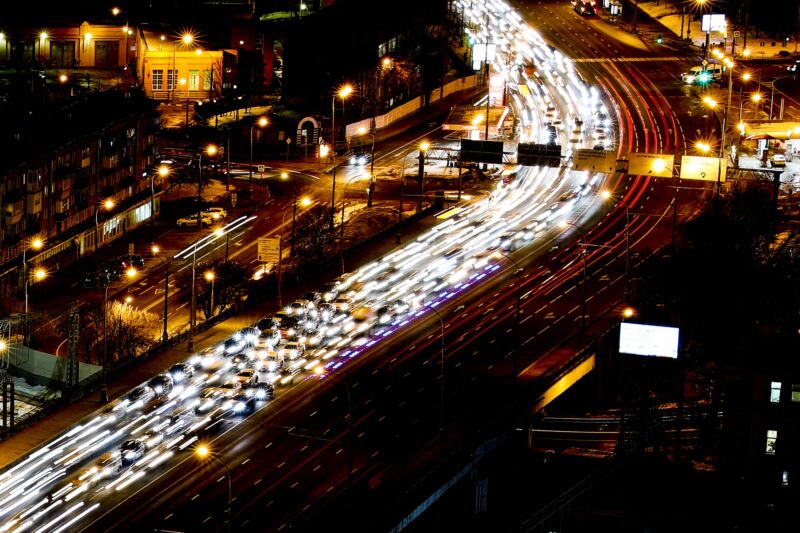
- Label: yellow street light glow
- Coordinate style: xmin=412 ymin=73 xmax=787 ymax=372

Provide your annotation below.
xmin=104 ymin=199 xmax=114 ymax=210
xmin=382 ymin=57 xmax=392 ymax=68
xmin=205 ymin=271 xmax=215 ymax=281
xmin=152 ymin=245 xmax=160 ymax=254
xmin=338 ymin=84 xmax=353 ymax=99
xmin=159 ymin=165 xmax=170 ymax=177
xmin=0 ymin=340 xmax=6 ymax=352
xmin=600 ymin=190 xmax=611 ymax=200
xmin=742 ymin=72 xmax=751 ymax=81
xmin=195 ymin=49 xmax=203 ymax=55
xmin=319 ymin=144 xmax=329 ymax=158
xmin=206 ymin=145 xmax=218 ymax=156
xmin=471 ymin=114 xmax=484 ymax=125
xmin=695 ymin=141 xmax=711 ymax=153
xmin=84 ymin=32 xmax=92 ymax=41
xmin=196 ymin=444 xmax=210 ymax=458
xmin=214 ymin=228 xmax=224 ymax=237
xmin=124 ymin=295 xmax=133 ymax=304
xmin=112 ymin=7 xmax=120 ymax=15
xmin=419 ymin=141 xmax=430 ymax=152
xmin=59 ymin=74 xmax=68 ymax=83
xmin=39 ymin=32 xmax=48 ymax=41
xmin=313 ymin=365 xmax=325 ymax=375
xmin=622 ymin=307 xmax=635 ymax=318
xmin=281 ymin=172 xmax=289 ymax=179
xmin=179 ymin=77 xmax=187 ymax=86
xmin=743 ymin=48 xmax=751 ymax=57
xmin=258 ymin=117 xmax=268 ymax=127
xmin=34 ymin=268 xmax=46 ymax=281
xmin=126 ymin=267 xmax=137 ymax=278
xmin=31 ymin=238 xmax=44 ymax=250
xmin=182 ymin=33 xmax=194 ymax=45
xmin=300 ymin=196 xmax=312 ymax=207
xmin=738 ymin=122 xmax=746 ymax=134
xmin=357 ymin=126 xmax=367 ymax=135
xmin=651 ymin=159 xmax=666 ymax=172
xmin=752 ymin=92 xmax=762 ymax=102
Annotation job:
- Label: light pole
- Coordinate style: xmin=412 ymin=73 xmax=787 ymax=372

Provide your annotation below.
xmin=197 ymin=144 xmax=218 ymax=228
xmin=330 ymin=84 xmax=353 ymax=229
xmin=339 ymin=175 xmax=364 ymax=275
xmin=249 ymin=117 xmax=268 ymax=183
xmin=205 ymin=271 xmax=215 ymax=318
xmin=417 ymin=141 xmax=430 ymax=214
xmin=22 ymin=238 xmax=44 ymax=316
xmin=189 ymin=244 xmax=198 ymax=352
xmin=195 ymin=445 xmax=232 ymax=533
xmin=738 ymin=72 xmax=752 ymax=123
xmin=94 ymin=198 xmax=115 ymax=252
xmin=153 ymin=165 xmax=169 ymax=230
xmin=179 ymin=77 xmax=189 ymax=126
xmin=172 ymin=33 xmax=194 ymax=102
xmin=491 ymin=251 xmax=522 ymax=385
xmin=100 ymin=267 xmax=137 ymax=403
xmin=357 ymin=126 xmax=377 ymax=208
xmin=425 ymin=304 xmax=447 ymax=431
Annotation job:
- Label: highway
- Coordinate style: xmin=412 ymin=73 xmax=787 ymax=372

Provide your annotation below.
xmin=0 ymin=1 xmax=714 ymax=531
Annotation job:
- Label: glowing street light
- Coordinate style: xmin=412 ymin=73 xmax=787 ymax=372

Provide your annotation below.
xmin=249 ymin=117 xmax=269 ymax=182
xmin=330 ymin=83 xmax=354 ymax=229
xmin=205 ymin=271 xmax=216 ymax=317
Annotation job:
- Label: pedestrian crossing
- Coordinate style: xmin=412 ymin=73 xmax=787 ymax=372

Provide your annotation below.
xmin=572 ymin=56 xmax=683 ymax=63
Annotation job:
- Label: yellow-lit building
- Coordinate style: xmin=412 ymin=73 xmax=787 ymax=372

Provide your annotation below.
xmin=137 ymin=31 xmax=230 ymax=101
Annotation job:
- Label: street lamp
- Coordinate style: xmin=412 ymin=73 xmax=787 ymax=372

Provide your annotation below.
xmin=179 ymin=77 xmax=190 ymax=126
xmin=738 ymin=72 xmax=752 ymax=123
xmin=205 ymin=271 xmax=215 ymax=318
xmin=195 ymin=445 xmax=232 ymax=533
xmin=330 ymin=83 xmax=353 ymax=229
xmin=22 ymin=237 xmax=44 ymax=316
xmin=357 ymin=126 xmax=377 ymax=208
xmin=94 ymin=198 xmax=114 ymax=252
xmin=491 ymin=251 xmax=522 ymax=385
xmin=417 ymin=141 xmax=430 ymax=214
xmin=197 ymin=144 xmax=218 ymax=228
xmin=339 ymin=175 xmax=366 ymax=275
xmin=99 ymin=267 xmax=137 ymax=403
xmin=249 ymin=117 xmax=269 ymax=182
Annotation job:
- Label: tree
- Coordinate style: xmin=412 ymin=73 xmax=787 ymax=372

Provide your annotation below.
xmin=173 ymin=258 xmax=249 ymax=319
xmin=292 ymin=204 xmax=338 ymax=265
xmin=107 ymin=301 xmax=160 ymax=362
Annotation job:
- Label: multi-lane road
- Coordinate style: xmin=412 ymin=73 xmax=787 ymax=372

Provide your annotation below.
xmin=0 ymin=0 xmax=718 ymax=531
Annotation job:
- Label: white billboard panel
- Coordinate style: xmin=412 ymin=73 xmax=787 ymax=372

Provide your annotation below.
xmin=679 ymin=155 xmax=727 ymax=182
xmin=619 ymin=322 xmax=680 ymax=359
xmin=628 ymin=153 xmax=674 ymax=178
xmin=701 ymin=14 xmax=726 ymax=33
xmin=572 ymin=149 xmax=616 ymax=173
xmin=473 ymin=43 xmax=497 ymax=62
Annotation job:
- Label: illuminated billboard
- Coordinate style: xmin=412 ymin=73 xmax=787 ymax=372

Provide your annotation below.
xmin=489 ymin=73 xmax=506 ymax=107
xmin=701 ymin=14 xmax=726 ymax=33
xmin=572 ymin=149 xmax=616 ymax=173
xmin=679 ymin=155 xmax=727 ymax=182
xmin=628 ymin=153 xmax=674 ymax=178
xmin=619 ymin=322 xmax=680 ymax=359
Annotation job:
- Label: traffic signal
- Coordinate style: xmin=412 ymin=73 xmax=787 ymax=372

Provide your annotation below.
xmin=656 ymin=36 xmax=663 ymax=44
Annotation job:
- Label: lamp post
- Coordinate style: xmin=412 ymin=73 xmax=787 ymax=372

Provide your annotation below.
xmin=195 ymin=445 xmax=232 ymax=533
xmin=417 ymin=141 xmax=430 ymax=214
xmin=197 ymin=145 xmax=218 ymax=228
xmin=249 ymin=117 xmax=269 ymax=183
xmin=153 ymin=165 xmax=169 ymax=230
xmin=330 ymin=84 xmax=353 ymax=229
xmin=491 ymin=251 xmax=522 ymax=385
xmin=100 ymin=267 xmax=137 ymax=403
xmin=188 ymin=243 xmax=198 ymax=352
xmin=357 ymin=126 xmax=377 ymax=208
xmin=339 ymin=175 xmax=363 ymax=275
xmin=22 ymin=238 xmax=44 ymax=316
xmin=94 ymin=199 xmax=114 ymax=253
xmin=738 ymin=72 xmax=752 ymax=123
xmin=205 ymin=271 xmax=215 ymax=318
xmin=425 ymin=304 xmax=447 ymax=431
xmin=179 ymin=77 xmax=189 ymax=126
xmin=172 ymin=33 xmax=194 ymax=102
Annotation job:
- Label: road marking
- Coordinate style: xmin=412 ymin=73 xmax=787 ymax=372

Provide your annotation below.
xmin=278 ymin=461 xmax=286 ymax=468
xmin=241 ymin=458 xmax=250 ymax=465
xmin=290 ymin=481 xmax=299 ymax=489
xmin=313 ymin=465 xmax=321 ymax=472
xmin=264 ymin=442 xmax=272 ymax=449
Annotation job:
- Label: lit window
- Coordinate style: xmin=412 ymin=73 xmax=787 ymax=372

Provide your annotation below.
xmin=792 ymin=384 xmax=800 ymax=402
xmin=782 ymin=471 xmax=790 ymax=487
xmin=189 ymin=70 xmax=200 ymax=90
xmin=203 ymin=70 xmax=211 ymax=91
xmin=167 ymin=69 xmax=177 ymax=90
xmin=766 ymin=430 xmax=778 ymax=455
xmin=771 ymin=381 xmax=782 ymax=403
xmin=152 ymin=69 xmax=163 ymax=90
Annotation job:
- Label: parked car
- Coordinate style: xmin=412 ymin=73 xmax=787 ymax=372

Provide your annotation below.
xmin=770 ymin=154 xmax=787 ymax=168
xmin=177 ymin=215 xmax=213 ymax=228
xmin=200 ymin=207 xmax=227 ymax=220
xmin=82 ymin=270 xmax=115 ymax=289
xmin=116 ymin=254 xmax=145 ymax=268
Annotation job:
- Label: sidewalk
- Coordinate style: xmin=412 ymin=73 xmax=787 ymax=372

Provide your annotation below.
xmin=634 ymin=1 xmax=799 ymax=60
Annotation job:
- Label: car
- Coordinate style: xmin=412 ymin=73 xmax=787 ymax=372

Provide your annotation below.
xmin=177 ymin=215 xmax=213 ymax=228
xmin=251 ymin=381 xmax=275 ymax=400
xmin=280 ymin=341 xmax=305 ymax=360
xmin=82 ymin=270 xmax=114 ymax=289
xmin=212 ymin=379 xmax=242 ymax=397
xmin=169 ymin=363 xmax=194 ymax=383
xmin=120 ymin=439 xmax=147 ymax=465
xmin=224 ymin=393 xmax=256 ymax=416
xmin=770 ymin=154 xmax=787 ymax=168
xmin=234 ymin=368 xmax=259 ymax=387
xmin=260 ymin=328 xmax=281 ymax=347
xmin=94 ymin=451 xmax=124 ymax=478
xmin=317 ymin=303 xmax=337 ymax=321
xmin=148 ymin=374 xmax=174 ymax=398
xmin=200 ymin=207 xmax=227 ymax=220
xmin=141 ymin=429 xmax=164 ymax=450
xmin=286 ymin=300 xmax=310 ymax=316
xmin=257 ymin=351 xmax=284 ymax=373
xmin=573 ymin=0 xmax=596 ymax=16
xmin=319 ymin=282 xmax=339 ymax=302
xmin=331 ymin=296 xmax=352 ymax=312
xmin=195 ymin=389 xmax=223 ymax=414
xmin=256 ymin=316 xmax=278 ymax=331
xmin=116 ymin=254 xmax=145 ymax=268
xmin=127 ymin=385 xmax=156 ymax=407
xmin=164 ymin=409 xmax=195 ymax=436
xmin=302 ymin=291 xmax=322 ymax=305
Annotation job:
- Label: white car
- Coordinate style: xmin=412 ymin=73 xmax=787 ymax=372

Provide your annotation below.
xmin=177 ymin=215 xmax=212 ymax=227
xmin=280 ymin=341 xmax=306 ymax=360
xmin=201 ymin=207 xmax=227 ymax=220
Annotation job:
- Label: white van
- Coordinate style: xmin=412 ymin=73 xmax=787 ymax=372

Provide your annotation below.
xmin=681 ymin=64 xmax=725 ymax=84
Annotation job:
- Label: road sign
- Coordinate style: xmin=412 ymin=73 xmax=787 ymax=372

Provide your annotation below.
xmin=517 ymin=143 xmax=561 ymax=167
xmin=231 ymin=192 xmax=237 ymax=207
xmin=628 ymin=153 xmax=674 ymax=178
xmin=258 ymin=236 xmax=281 ymax=264
xmin=257 ymin=165 xmax=265 ymax=172
xmin=461 ymin=139 xmax=504 ymax=164
xmin=572 ymin=149 xmax=616 ymax=173
xmin=679 ymin=155 xmax=727 ymax=182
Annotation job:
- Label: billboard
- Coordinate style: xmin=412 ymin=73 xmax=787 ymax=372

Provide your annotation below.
xmin=619 ymin=322 xmax=680 ymax=359
xmin=257 ymin=236 xmax=281 ymax=264
xmin=572 ymin=149 xmax=616 ymax=173
xmin=517 ymin=143 xmax=561 ymax=167
xmin=461 ymin=139 xmax=504 ymax=164
xmin=473 ymin=43 xmax=497 ymax=62
xmin=701 ymin=14 xmax=726 ymax=33
xmin=627 ymin=153 xmax=674 ymax=178
xmin=679 ymin=155 xmax=727 ymax=182
xmin=489 ymin=73 xmax=506 ymax=107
